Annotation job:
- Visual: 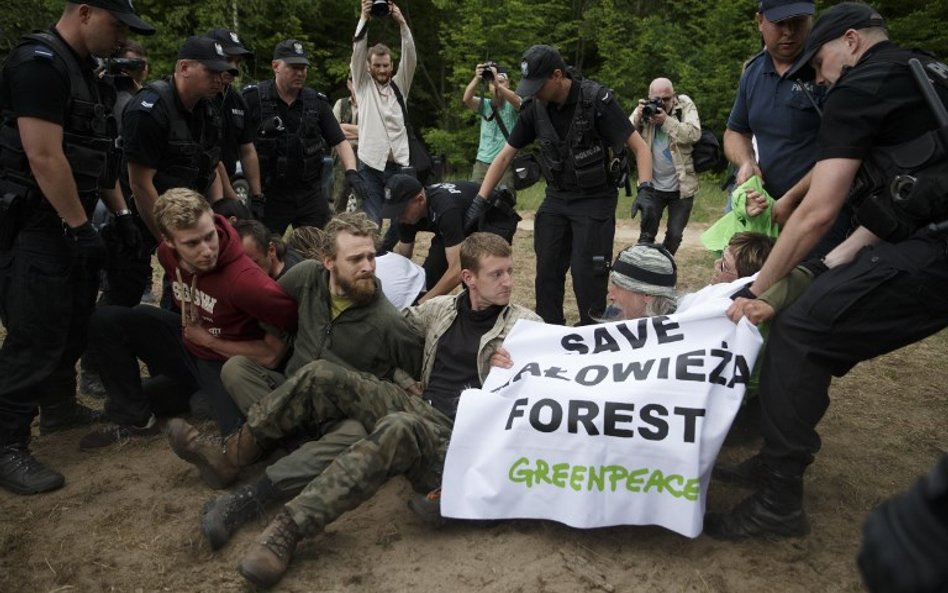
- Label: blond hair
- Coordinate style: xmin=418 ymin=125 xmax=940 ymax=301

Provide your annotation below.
xmin=322 ymin=212 xmax=380 ymax=259
xmin=154 ymin=188 xmax=211 ymax=237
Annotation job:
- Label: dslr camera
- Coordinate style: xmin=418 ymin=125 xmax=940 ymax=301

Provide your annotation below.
xmin=371 ymin=0 xmax=390 ymax=17
xmin=481 ymin=61 xmax=498 ymax=82
xmin=106 ymin=57 xmax=147 ymax=76
xmin=641 ymin=97 xmax=665 ymax=119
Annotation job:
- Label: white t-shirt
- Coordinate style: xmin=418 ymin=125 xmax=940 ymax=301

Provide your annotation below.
xmin=375 ymin=252 xmax=426 ymax=310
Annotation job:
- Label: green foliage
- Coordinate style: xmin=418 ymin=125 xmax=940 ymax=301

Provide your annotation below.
xmin=2 ymin=0 xmax=946 ymax=177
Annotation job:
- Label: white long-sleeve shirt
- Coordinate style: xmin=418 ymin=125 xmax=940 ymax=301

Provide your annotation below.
xmin=350 ymin=19 xmax=417 ymax=172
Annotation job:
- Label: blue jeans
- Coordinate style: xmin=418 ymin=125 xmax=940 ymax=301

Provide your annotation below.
xmin=358 ymin=160 xmax=404 ymax=224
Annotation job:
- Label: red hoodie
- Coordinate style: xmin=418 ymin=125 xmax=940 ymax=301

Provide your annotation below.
xmin=157 ymin=214 xmax=298 ymax=361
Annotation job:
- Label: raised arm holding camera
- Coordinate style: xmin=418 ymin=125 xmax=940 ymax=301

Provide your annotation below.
xmin=463 ymin=62 xmax=521 ymax=189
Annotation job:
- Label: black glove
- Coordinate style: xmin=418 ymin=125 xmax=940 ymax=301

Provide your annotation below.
xmin=345 ymin=170 xmax=369 ymax=206
xmin=251 ymin=193 xmax=266 ymax=221
xmin=464 ymin=194 xmax=490 ymax=233
xmin=67 ymin=220 xmax=107 ymax=271
xmin=631 ymin=181 xmax=655 ymax=219
xmin=112 ymin=211 xmax=142 ymax=256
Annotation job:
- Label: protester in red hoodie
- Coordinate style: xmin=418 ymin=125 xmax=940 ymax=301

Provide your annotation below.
xmin=79 ymin=188 xmax=298 ymax=451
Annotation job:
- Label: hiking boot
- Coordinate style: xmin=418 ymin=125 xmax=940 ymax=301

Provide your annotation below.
xmin=408 ymin=487 xmax=447 ymax=527
xmin=167 ymin=419 xmax=261 ymax=489
xmin=238 ymin=508 xmax=302 ymax=589
xmin=203 ymin=483 xmax=268 ymax=550
xmin=704 ymin=464 xmax=810 ymax=540
xmin=0 ymin=444 xmax=65 ymax=495
xmin=78 ymin=415 xmax=160 ymax=451
xmin=39 ymin=401 xmax=103 ymax=435
xmin=78 ymin=370 xmax=107 ymax=399
xmin=712 ymin=454 xmax=767 ymax=489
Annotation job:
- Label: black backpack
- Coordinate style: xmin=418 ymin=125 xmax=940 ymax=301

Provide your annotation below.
xmin=692 ymin=128 xmax=724 ymax=173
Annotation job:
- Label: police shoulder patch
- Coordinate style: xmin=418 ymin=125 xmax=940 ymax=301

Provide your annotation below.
xmin=135 ymin=90 xmax=160 ymax=111
xmin=316 ymin=91 xmax=329 ymax=102
xmin=598 ymin=87 xmax=614 ymax=104
xmin=30 ymin=45 xmax=55 ymax=61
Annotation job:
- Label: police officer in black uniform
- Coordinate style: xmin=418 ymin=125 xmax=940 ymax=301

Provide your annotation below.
xmin=706 ymin=2 xmax=948 ymax=540
xmin=111 ymin=36 xmax=234 ymax=306
xmin=0 ymin=0 xmax=154 ymax=495
xmin=381 ymin=174 xmax=518 ymax=303
xmin=474 ymin=45 xmax=653 ymax=325
xmin=244 ymin=39 xmax=367 ymax=234
xmin=205 ymin=28 xmax=262 ymax=206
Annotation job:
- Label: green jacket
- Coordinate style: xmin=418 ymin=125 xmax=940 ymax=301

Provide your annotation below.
xmin=277 ymin=259 xmax=423 ymax=381
xmin=701 ymin=176 xmax=780 ymax=253
xmin=405 ymin=291 xmax=540 ymax=389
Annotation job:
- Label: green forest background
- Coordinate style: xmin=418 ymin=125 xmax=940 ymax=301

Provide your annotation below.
xmin=2 ymin=0 xmax=946 ymax=177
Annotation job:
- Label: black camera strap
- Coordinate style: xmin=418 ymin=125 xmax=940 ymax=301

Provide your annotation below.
xmin=486 ymin=98 xmax=510 ymax=140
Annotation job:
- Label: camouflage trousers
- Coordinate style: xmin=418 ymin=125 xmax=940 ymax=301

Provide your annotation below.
xmin=246 ymin=359 xmax=453 ymax=535
xmin=223 ymin=356 xmax=368 ymax=495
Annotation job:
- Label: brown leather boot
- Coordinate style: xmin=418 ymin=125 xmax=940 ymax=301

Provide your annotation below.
xmin=238 ymin=508 xmax=302 ymax=589
xmin=167 ymin=419 xmax=261 ymax=489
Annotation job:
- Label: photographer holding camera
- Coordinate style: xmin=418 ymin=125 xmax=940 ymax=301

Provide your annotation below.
xmin=463 ymin=62 xmax=521 ymax=190
xmin=351 ymin=0 xmax=417 ymax=224
xmin=629 ymin=77 xmax=700 ymax=255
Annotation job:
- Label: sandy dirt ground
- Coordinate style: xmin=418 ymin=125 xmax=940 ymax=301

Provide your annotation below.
xmin=1 ymin=219 xmax=946 ymax=593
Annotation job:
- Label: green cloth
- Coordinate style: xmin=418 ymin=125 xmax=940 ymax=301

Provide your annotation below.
xmin=701 ymin=176 xmax=781 ymax=252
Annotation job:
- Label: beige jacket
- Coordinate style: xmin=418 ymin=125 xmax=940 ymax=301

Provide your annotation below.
xmin=405 ymin=292 xmax=540 ymax=389
xmin=636 ymin=93 xmax=701 ymax=198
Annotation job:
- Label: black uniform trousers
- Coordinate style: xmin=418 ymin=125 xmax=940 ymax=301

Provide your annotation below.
xmin=534 ymin=208 xmax=615 ymax=325
xmin=263 ymin=182 xmax=330 ymax=235
xmin=757 ymin=231 xmax=948 ymax=475
xmin=0 ymin=229 xmax=98 ymax=446
xmin=101 ymin=214 xmax=157 ymax=307
xmin=88 ymin=304 xmax=243 ymax=435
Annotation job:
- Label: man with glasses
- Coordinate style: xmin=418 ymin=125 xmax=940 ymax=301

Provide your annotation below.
xmin=630 ymin=77 xmax=701 ymax=255
xmin=463 ymin=62 xmax=521 ymax=193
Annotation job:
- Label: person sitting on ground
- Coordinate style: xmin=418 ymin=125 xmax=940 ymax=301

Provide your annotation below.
xmin=290 ymin=225 xmax=426 ymax=309
xmin=166 ymin=232 xmax=539 ymax=588
xmin=78 ymin=188 xmax=298 ymax=450
xmin=678 ymin=231 xmax=777 ymax=312
xmin=602 ymin=243 xmax=679 ymax=321
xmin=234 ymin=219 xmax=303 ymax=279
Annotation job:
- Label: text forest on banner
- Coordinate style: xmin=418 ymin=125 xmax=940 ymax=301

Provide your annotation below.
xmin=441 ymin=300 xmax=763 ymax=537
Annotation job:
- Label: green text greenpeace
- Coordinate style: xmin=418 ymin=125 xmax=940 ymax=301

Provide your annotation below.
xmin=508 ymin=457 xmax=700 ymax=501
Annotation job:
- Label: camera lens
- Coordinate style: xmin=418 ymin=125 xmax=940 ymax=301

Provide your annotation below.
xmin=370 ymin=0 xmax=390 ymax=17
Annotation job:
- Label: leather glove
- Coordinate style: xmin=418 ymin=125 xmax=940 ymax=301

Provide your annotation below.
xmin=67 ymin=221 xmax=107 ymax=271
xmin=631 ymin=181 xmax=655 ymax=219
xmin=113 ymin=211 xmax=142 ymax=256
xmin=464 ymin=194 xmax=490 ymax=233
xmin=345 ymin=170 xmax=370 ymax=206
xmin=251 ymin=193 xmax=266 ymax=221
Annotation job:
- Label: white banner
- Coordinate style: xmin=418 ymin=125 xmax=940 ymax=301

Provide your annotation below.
xmin=441 ymin=299 xmax=762 ymax=537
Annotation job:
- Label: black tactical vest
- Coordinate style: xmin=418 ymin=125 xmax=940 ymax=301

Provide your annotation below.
xmin=847 ymin=47 xmax=948 ymax=241
xmin=0 ymin=31 xmax=119 ymax=206
xmin=251 ymin=80 xmax=327 ymax=188
xmin=532 ymin=79 xmax=621 ymax=195
xmin=139 ymin=79 xmax=222 ymax=196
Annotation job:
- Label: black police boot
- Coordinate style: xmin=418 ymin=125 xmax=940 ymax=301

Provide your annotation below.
xmin=704 ymin=462 xmax=810 ymax=540
xmin=712 ymin=453 xmax=767 ymax=489
xmin=0 ymin=444 xmax=65 ymax=495
xmin=39 ymin=400 xmax=103 ymax=435
xmin=202 ymin=476 xmax=281 ymax=551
